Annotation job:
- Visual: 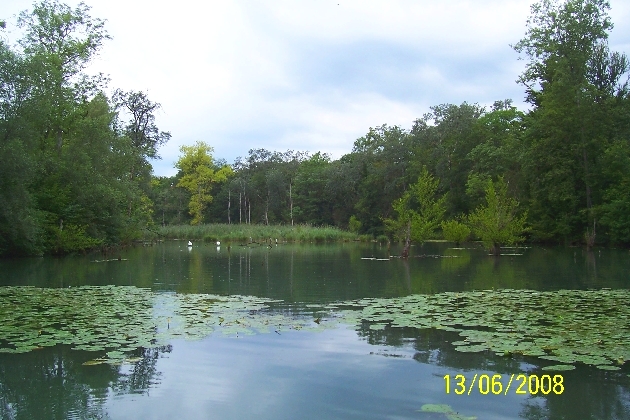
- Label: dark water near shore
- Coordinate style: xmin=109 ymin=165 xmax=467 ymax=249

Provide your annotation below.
xmin=0 ymin=241 xmax=629 ymax=419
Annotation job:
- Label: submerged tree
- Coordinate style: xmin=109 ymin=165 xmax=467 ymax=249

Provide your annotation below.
xmin=384 ymin=168 xmax=446 ymax=258
xmin=440 ymin=219 xmax=471 ymax=246
xmin=176 ymin=142 xmax=233 ymax=225
xmin=468 ymin=178 xmax=528 ymax=255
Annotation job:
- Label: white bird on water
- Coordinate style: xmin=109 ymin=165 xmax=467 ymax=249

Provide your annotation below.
xmin=187 ymin=241 xmax=192 ymax=246
xmin=216 ymin=241 xmax=221 ymax=246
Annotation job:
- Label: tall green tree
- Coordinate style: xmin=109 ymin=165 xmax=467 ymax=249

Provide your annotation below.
xmin=468 ymin=178 xmax=528 ymax=255
xmin=0 ymin=1 xmax=175 ymax=255
xmin=176 ymin=141 xmax=232 ymax=225
xmin=113 ymin=89 xmax=171 ymax=229
xmin=352 ymin=124 xmax=418 ymax=235
xmin=513 ymin=0 xmax=629 ymax=243
xmin=17 ymin=0 xmax=110 ymax=153
xmin=409 ymin=103 xmax=485 ymax=216
xmin=384 ymin=168 xmax=446 ymax=257
xmin=0 ymin=33 xmax=43 ymax=255
xmin=293 ymin=152 xmax=333 ymax=225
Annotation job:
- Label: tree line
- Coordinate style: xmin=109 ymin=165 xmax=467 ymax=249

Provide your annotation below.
xmin=2 ymin=0 xmax=630 ymax=257
xmin=0 ymin=1 xmax=169 ymax=256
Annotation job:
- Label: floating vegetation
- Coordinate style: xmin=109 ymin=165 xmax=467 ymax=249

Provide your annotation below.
xmin=0 ymin=285 xmax=156 ymax=356
xmin=0 ymin=286 xmax=628 ymax=371
xmin=331 ymin=289 xmax=630 ymax=370
xmin=0 ymin=286 xmax=326 ymax=363
xmin=419 ymin=404 xmax=477 ymax=420
xmin=542 ymin=364 xmax=576 ymax=371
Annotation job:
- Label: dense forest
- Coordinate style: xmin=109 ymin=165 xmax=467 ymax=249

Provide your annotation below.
xmin=1 ymin=0 xmax=630 ymax=257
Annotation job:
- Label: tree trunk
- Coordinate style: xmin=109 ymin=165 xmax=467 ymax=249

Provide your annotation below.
xmin=265 ymin=191 xmax=269 ymax=225
xmin=289 ymin=182 xmax=294 ymax=226
xmin=228 ymin=189 xmax=231 ymax=224
xmin=401 ymin=221 xmax=411 ymax=258
xmin=586 ymin=219 xmax=596 ymax=250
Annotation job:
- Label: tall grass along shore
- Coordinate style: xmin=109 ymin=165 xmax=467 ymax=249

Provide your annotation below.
xmin=145 ymin=224 xmax=370 ymax=244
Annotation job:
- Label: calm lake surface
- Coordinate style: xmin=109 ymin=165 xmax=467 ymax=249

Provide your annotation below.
xmin=0 ymin=241 xmax=629 ymax=419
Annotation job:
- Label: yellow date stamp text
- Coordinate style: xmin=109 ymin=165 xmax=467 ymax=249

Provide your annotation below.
xmin=444 ymin=374 xmax=564 ymax=395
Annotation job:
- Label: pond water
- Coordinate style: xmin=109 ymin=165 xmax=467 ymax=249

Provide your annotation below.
xmin=0 ymin=241 xmax=629 ymax=419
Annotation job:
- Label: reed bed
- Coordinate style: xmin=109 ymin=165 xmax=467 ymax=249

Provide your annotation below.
xmin=146 ymin=224 xmax=369 ymax=243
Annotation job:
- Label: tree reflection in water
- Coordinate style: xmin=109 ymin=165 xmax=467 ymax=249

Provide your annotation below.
xmin=0 ymin=344 xmax=171 ymax=419
xmin=357 ymin=322 xmax=630 ymax=420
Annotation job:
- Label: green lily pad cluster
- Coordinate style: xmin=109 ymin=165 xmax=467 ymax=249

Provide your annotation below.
xmin=0 ymin=286 xmax=332 ymax=362
xmin=152 ymin=292 xmax=335 ymax=341
xmin=419 ymin=404 xmax=477 ymax=420
xmin=0 ymin=285 xmax=156 ymax=354
xmin=330 ymin=289 xmax=630 ymax=370
xmin=0 ymin=286 xmax=628 ymax=371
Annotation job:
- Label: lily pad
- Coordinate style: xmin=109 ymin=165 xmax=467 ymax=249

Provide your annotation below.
xmin=419 ymin=404 xmax=477 ymax=420
xmin=596 ymin=365 xmax=621 ymax=371
xmin=1 ymin=286 xmax=629 ymax=374
xmin=542 ymin=364 xmax=576 ymax=371
xmin=420 ymin=404 xmax=453 ymax=413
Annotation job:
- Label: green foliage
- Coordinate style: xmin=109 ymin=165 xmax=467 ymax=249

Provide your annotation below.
xmin=0 ymin=137 xmax=43 ymax=256
xmin=468 ymin=178 xmax=528 ymax=254
xmin=440 ymin=219 xmax=471 ymax=245
xmin=151 ymin=223 xmax=358 ymax=243
xmin=292 ymin=152 xmax=332 ymax=225
xmin=176 ymin=142 xmax=233 ymax=225
xmin=513 ymin=0 xmax=628 ymax=242
xmin=52 ymin=224 xmax=102 ymax=254
xmin=348 ymin=215 xmax=362 ymax=234
xmin=4 ymin=0 xmax=630 ymax=256
xmin=384 ymin=168 xmax=446 ymax=243
xmin=597 ymin=140 xmax=630 ymax=243
xmin=148 ymin=176 xmax=191 ymax=226
xmin=353 ymin=125 xmax=419 ymax=235
xmin=0 ymin=2 xmax=170 ymax=256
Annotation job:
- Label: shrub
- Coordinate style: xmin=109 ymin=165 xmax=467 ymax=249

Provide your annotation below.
xmin=440 ymin=220 xmax=471 ymax=245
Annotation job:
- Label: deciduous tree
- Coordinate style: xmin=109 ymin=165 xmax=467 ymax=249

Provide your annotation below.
xmin=468 ymin=178 xmax=528 ymax=255
xmin=384 ymin=168 xmax=446 ymax=258
xmin=176 ymin=142 xmax=232 ymax=225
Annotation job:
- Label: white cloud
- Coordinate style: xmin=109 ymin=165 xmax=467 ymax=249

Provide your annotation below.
xmin=2 ymin=0 xmax=629 ymax=176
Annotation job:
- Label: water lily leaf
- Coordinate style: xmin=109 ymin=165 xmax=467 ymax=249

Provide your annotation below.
xmin=542 ymin=364 xmax=576 ymax=371
xmin=82 ymin=359 xmax=106 ymax=366
xmin=596 ymin=365 xmax=621 ymax=371
xmin=447 ymin=415 xmax=477 ymax=420
xmin=454 ymin=345 xmax=488 ymax=353
xmin=420 ymin=404 xmax=453 ymax=413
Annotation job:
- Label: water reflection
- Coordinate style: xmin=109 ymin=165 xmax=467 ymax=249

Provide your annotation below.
xmin=0 ymin=344 xmax=171 ymax=420
xmin=356 ymin=322 xmax=630 ymax=420
xmin=1 ymin=318 xmax=627 ymax=419
xmin=1 ymin=242 xmax=629 ymax=419
xmin=1 ymin=242 xmax=629 ymax=294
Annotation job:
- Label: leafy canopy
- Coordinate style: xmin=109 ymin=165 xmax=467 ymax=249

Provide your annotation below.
xmin=176 ymin=141 xmax=233 ymax=225
xmin=468 ymin=177 xmax=528 ymax=254
xmin=384 ymin=168 xmax=446 ymax=243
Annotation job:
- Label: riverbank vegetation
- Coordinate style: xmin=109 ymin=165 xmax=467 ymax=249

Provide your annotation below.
xmin=149 ymin=224 xmax=366 ymax=244
xmin=2 ymin=0 xmax=630 ymax=257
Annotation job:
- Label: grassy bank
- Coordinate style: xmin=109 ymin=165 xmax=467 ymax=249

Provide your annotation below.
xmin=145 ymin=224 xmax=371 ymax=243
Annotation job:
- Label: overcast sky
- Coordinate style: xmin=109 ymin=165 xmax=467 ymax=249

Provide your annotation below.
xmin=2 ymin=0 xmax=630 ymax=176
